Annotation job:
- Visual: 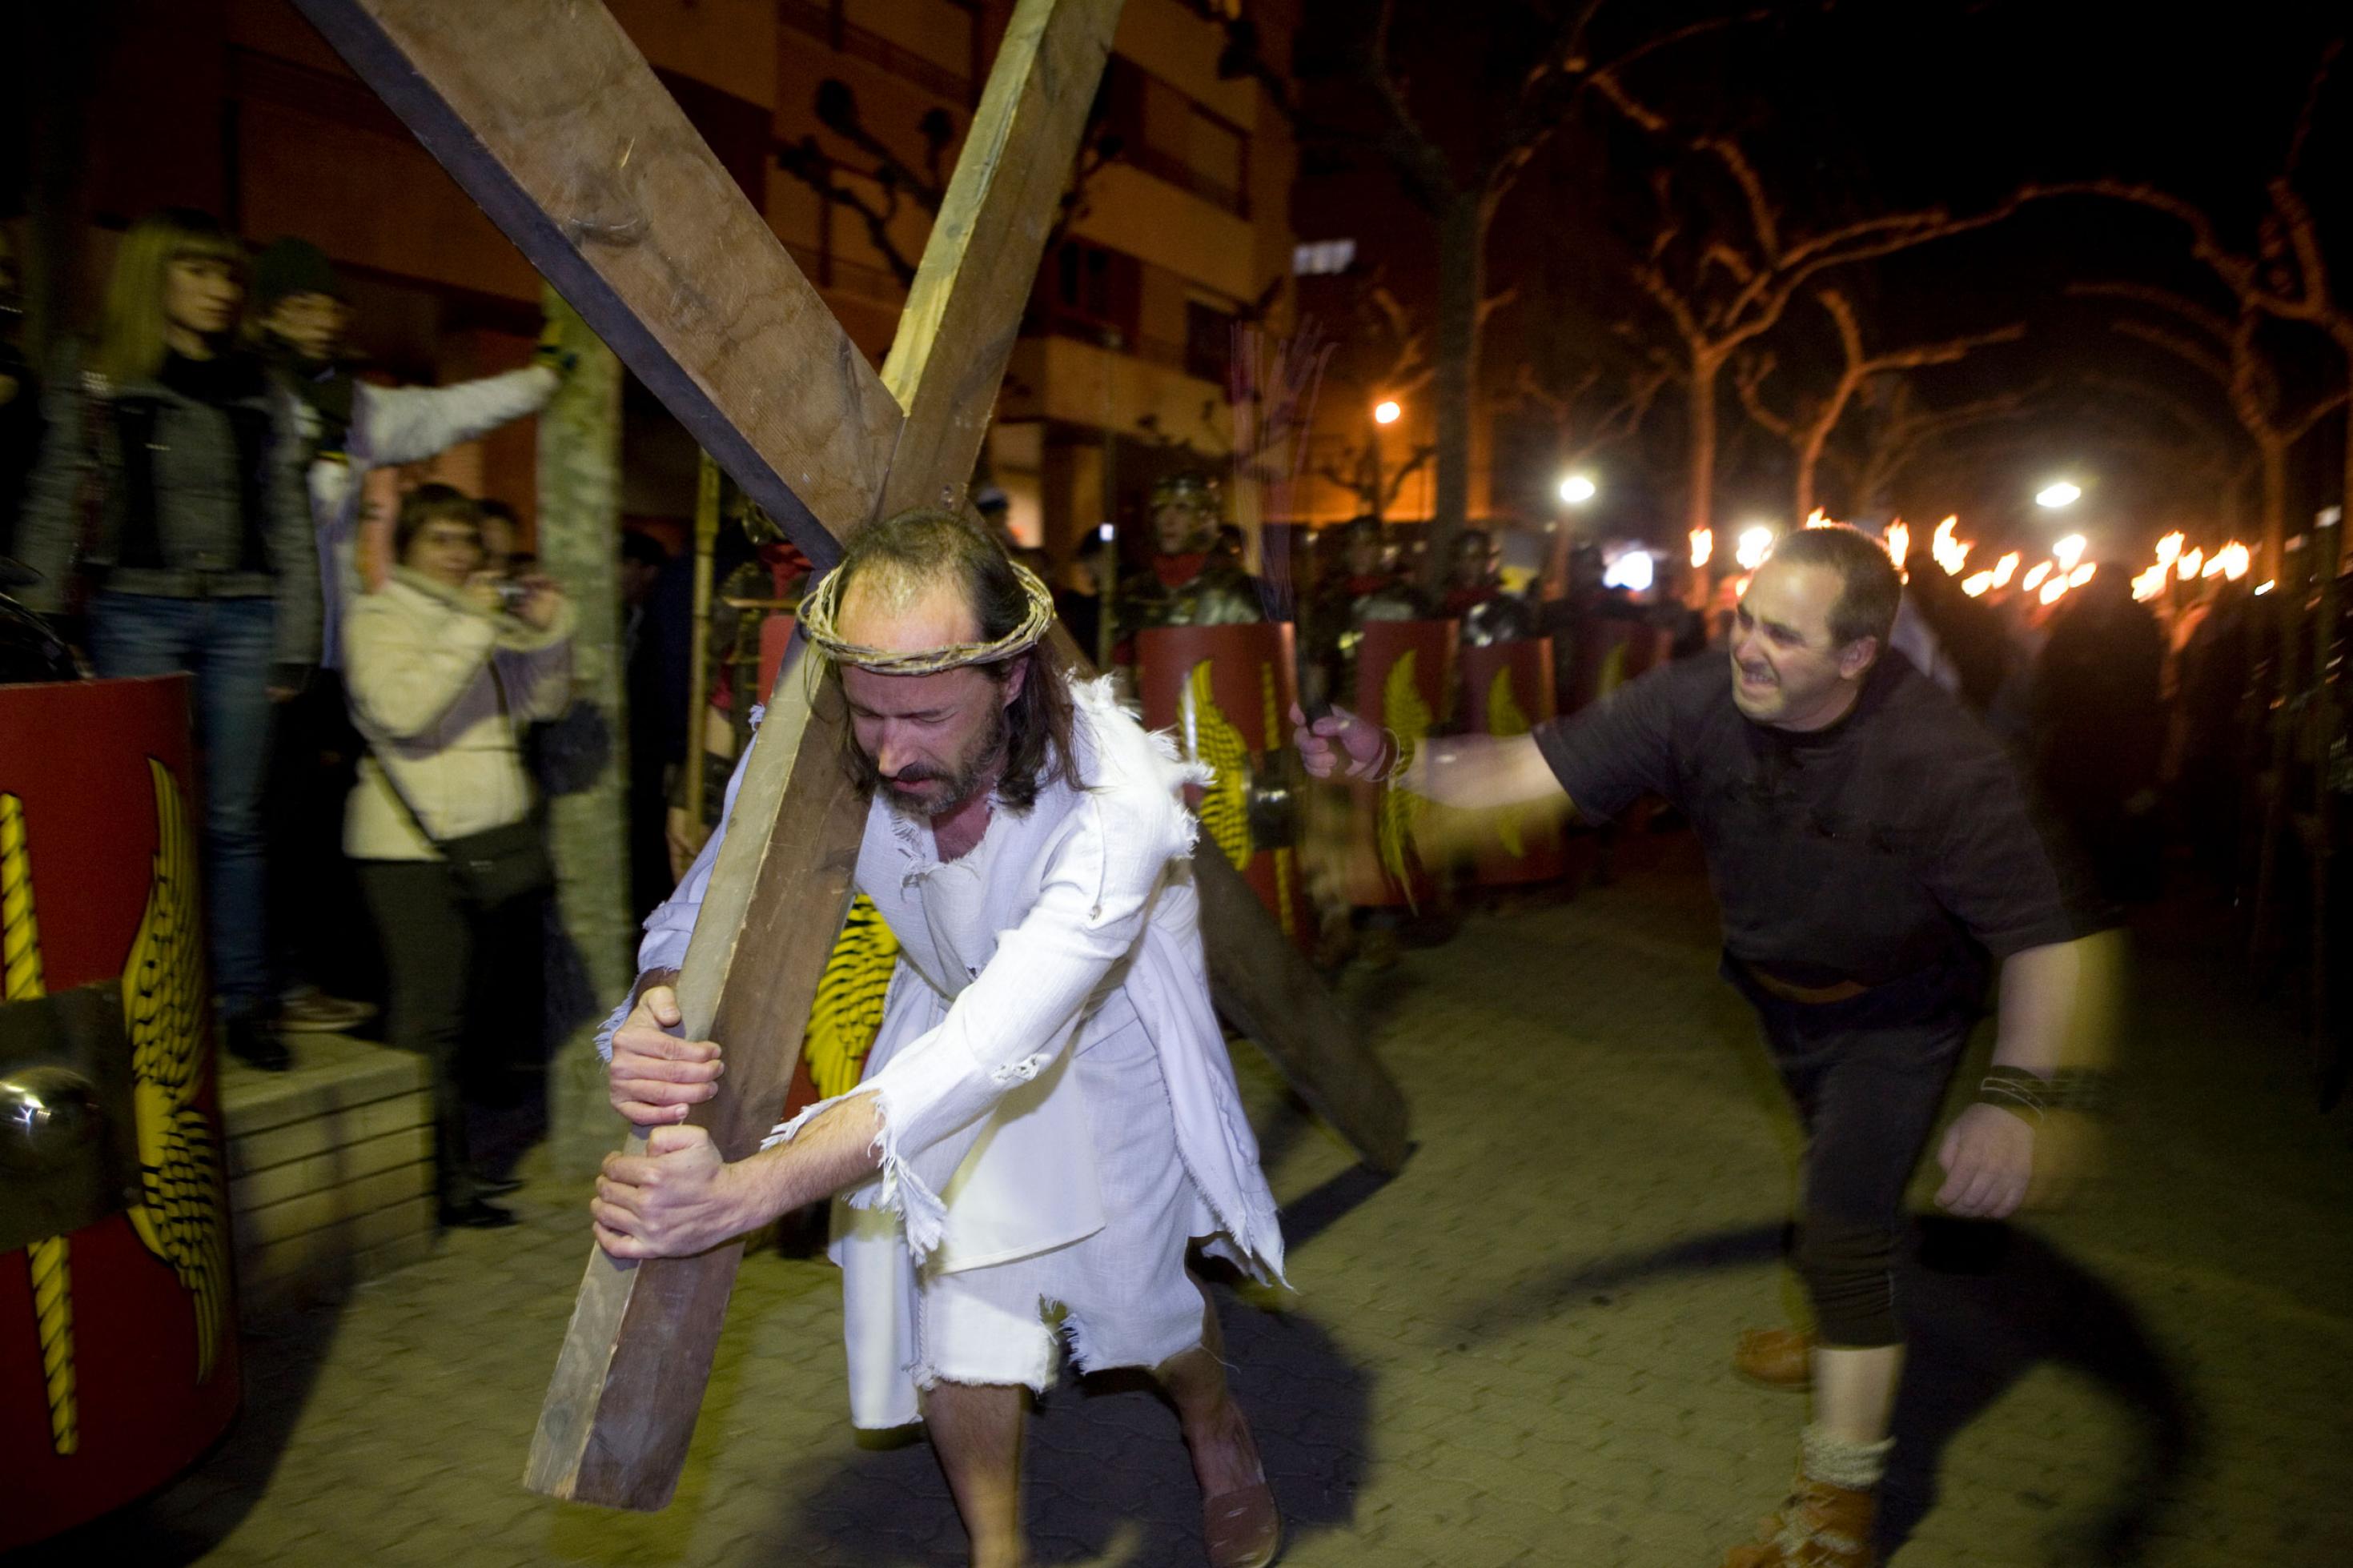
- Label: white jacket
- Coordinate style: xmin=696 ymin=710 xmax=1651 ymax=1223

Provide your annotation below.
xmin=297 ymin=366 xmax=559 ymax=668
xmin=341 ymin=567 xmax=575 ymax=860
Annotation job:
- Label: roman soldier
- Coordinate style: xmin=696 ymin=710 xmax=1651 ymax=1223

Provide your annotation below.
xmin=1116 ymin=472 xmax=1263 ymax=652
xmin=1442 ymin=527 xmax=1538 ymax=647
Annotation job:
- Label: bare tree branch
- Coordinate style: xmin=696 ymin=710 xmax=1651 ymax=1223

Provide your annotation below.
xmin=2285 ymin=37 xmax=2343 ymax=177
xmin=1733 ymin=351 xmax=1795 ymax=441
xmin=2110 ymin=319 xmax=2234 ymax=388
xmin=1849 ymin=381 xmax=2045 ymax=507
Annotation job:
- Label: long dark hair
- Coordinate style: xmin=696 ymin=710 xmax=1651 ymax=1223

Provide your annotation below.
xmin=823 ymin=508 xmax=1079 ymax=812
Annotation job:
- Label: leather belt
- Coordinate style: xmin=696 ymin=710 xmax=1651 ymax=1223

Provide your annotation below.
xmin=1742 ymin=962 xmax=1869 ymax=1005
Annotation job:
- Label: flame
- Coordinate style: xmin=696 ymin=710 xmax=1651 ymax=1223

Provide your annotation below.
xmin=1690 ymin=527 xmax=1712 ymax=569
xmin=1736 ymin=526 xmax=1773 ymax=571
xmin=1885 ymin=520 xmax=1910 ymax=567
xmin=1930 ymin=515 xmax=1971 ymax=575
xmin=1992 ymin=551 xmax=2021 ymax=587
xmin=1804 ymin=507 xmax=1835 ymax=528
xmin=2039 ymin=577 xmax=2068 ymax=605
xmin=2177 ymin=547 xmax=2203 ymax=581
xmin=2069 ymin=562 xmax=2097 ymax=587
xmin=2255 ymin=579 xmax=2274 ymax=595
xmin=2023 ymin=561 xmax=2053 ymax=591
xmin=1962 ymin=571 xmax=1994 ymax=597
xmin=2054 ymin=533 xmax=2087 ymax=571
xmin=2154 ymin=531 xmax=2184 ymax=568
xmin=2218 ymin=542 xmax=2250 ymax=580
xmin=2131 ymin=564 xmax=2169 ymax=601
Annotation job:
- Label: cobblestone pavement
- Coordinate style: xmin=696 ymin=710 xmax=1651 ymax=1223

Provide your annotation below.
xmin=30 ymin=832 xmax=2353 ymax=1567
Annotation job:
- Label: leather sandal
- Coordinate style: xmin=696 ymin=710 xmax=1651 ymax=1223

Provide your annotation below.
xmin=1733 ymin=1325 xmax=1816 ymax=1390
xmin=1203 ymin=1478 xmax=1281 ymax=1568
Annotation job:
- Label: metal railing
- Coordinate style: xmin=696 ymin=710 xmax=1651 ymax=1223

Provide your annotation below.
xmin=784 ymin=242 xmax=906 ymax=304
xmin=778 ymin=1 xmax=972 ymax=105
xmin=1125 ymin=142 xmax=1247 ymax=219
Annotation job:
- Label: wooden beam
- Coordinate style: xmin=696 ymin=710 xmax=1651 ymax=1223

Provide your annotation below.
xmin=514 ymin=0 xmax=1125 ymax=1508
xmin=1195 ymin=852 xmax=1411 ymax=1172
xmin=287 ymin=0 xmax=897 ymax=563
xmin=291 ymin=0 xmax=1410 ymax=1513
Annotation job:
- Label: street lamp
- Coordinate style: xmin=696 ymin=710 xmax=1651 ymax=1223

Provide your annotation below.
xmin=1558 ymin=473 xmax=1597 ymax=505
xmin=1373 ymin=399 xmax=1402 ymax=426
xmin=2036 ymin=480 xmax=2082 ymax=509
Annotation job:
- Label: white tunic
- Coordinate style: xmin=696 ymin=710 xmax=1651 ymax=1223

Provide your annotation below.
xmin=608 ymin=678 xmax=1285 ymax=1427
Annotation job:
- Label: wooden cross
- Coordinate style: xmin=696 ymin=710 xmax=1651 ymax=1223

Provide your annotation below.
xmin=291 ymin=0 xmax=1410 ymax=1511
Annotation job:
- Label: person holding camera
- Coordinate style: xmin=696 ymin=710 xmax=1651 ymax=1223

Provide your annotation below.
xmin=343 ymin=483 xmax=572 ymax=1228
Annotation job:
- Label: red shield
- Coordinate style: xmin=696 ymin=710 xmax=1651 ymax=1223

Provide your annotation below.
xmin=1136 ymin=623 xmax=1314 ymax=947
xmin=1564 ymin=616 xmax=1671 ymax=714
xmin=1459 ymin=640 xmax=1568 ymax=885
xmin=1347 ymin=620 xmax=1456 ymax=908
xmin=0 ymin=676 xmax=241 ymax=1549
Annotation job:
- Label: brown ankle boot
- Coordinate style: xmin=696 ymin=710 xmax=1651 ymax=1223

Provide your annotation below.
xmin=1732 ymin=1326 xmax=1816 ymax=1390
xmin=1721 ymin=1473 xmax=1877 ymax=1568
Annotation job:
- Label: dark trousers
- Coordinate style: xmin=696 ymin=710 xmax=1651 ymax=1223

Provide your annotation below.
xmin=88 ymin=592 xmax=277 ymax=1018
xmin=266 ymin=671 xmax=378 ymax=1004
xmin=359 ymin=859 xmax=544 ymax=1205
xmin=1735 ymin=962 xmax=1975 ymax=1347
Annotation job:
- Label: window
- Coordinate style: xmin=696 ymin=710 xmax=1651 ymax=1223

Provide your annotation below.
xmin=1293 ymin=239 xmax=1356 ymax=276
xmin=1185 ymin=300 xmax=1236 ymax=386
xmin=1098 ymin=57 xmax=1250 ymax=217
xmin=1039 ymin=238 xmax=1141 ymax=346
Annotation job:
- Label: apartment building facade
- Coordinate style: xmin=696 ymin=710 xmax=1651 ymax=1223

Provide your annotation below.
xmin=21 ymin=0 xmax=1299 ymax=559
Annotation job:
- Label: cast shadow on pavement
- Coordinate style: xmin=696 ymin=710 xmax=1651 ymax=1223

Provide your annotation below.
xmin=778 ymin=1285 xmax=1371 ymax=1566
xmin=781 ymin=1167 xmax=1394 ymax=1566
xmin=1445 ymin=1217 xmax=2199 ymax=1566
xmin=1882 ymin=1217 xmax=2200 ymax=1565
xmin=12 ymin=1301 xmax=348 ymax=1567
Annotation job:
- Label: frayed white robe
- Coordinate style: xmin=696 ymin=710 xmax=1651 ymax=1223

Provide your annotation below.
xmin=605 ymin=680 xmax=1284 ymax=1427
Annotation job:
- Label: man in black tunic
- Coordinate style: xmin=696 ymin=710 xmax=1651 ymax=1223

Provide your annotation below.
xmin=1299 ymin=524 xmax=2117 ymax=1568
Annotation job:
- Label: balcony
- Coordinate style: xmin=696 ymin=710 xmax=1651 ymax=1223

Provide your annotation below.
xmin=778 ymin=0 xmax=973 ymax=106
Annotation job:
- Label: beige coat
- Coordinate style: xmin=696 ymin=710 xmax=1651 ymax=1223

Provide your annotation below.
xmin=343 ymin=567 xmax=576 ymax=861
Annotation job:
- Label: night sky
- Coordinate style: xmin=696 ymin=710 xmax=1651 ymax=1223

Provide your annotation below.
xmin=1292 ymin=0 xmax=2349 ymax=559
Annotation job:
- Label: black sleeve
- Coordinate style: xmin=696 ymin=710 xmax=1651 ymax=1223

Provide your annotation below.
xmin=1920 ymin=744 xmax=2117 ymax=956
xmin=1530 ymin=660 xmax=1687 ymax=820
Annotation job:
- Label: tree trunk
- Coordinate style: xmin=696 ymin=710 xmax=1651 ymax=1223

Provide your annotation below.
xmin=1795 ymin=419 xmax=1831 ymax=523
xmin=1687 ymin=347 xmax=1723 ymax=544
xmin=536 ymin=287 xmax=632 ymax=1169
xmin=2260 ymin=436 xmax=2287 ymax=583
xmin=1425 ymin=191 xmax=1483 ymax=590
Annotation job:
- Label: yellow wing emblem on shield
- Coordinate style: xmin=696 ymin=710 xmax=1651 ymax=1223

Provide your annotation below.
xmin=1179 ymin=660 xmax=1253 ymax=871
xmin=802 ymin=894 xmax=899 ymax=1100
xmin=1487 ymin=665 xmax=1531 ymax=858
xmin=122 ymin=760 xmax=228 ymax=1382
xmin=1379 ymin=651 xmax=1432 ymax=896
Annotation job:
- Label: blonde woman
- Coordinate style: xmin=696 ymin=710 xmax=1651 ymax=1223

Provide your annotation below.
xmin=16 ymin=208 xmax=316 ymax=1069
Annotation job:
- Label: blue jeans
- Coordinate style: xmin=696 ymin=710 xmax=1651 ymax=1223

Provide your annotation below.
xmin=88 ymin=592 xmax=279 ymax=1020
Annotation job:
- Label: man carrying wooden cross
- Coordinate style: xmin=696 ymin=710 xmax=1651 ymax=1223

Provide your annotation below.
xmin=594 ymin=508 xmax=1287 ymax=1568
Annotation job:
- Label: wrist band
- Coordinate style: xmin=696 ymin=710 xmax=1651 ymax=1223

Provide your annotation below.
xmin=1978 ymin=1065 xmax=2111 ymax=1122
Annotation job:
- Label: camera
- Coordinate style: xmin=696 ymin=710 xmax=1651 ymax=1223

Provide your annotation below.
xmin=494 ymin=578 xmax=532 ymax=612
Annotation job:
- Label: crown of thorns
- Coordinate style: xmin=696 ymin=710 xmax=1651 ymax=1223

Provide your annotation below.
xmin=798 ymin=558 xmax=1058 ymax=674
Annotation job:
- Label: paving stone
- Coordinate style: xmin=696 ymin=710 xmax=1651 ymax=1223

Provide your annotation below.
xmin=21 ymin=834 xmax=2351 ymax=1567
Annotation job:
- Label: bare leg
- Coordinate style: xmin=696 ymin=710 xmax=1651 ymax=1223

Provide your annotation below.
xmin=1157 ymin=1273 xmax=1266 ymax=1498
xmin=923 ymin=1380 xmax=1027 ymax=1568
xmin=1812 ymin=1343 xmax=1903 ymax=1446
